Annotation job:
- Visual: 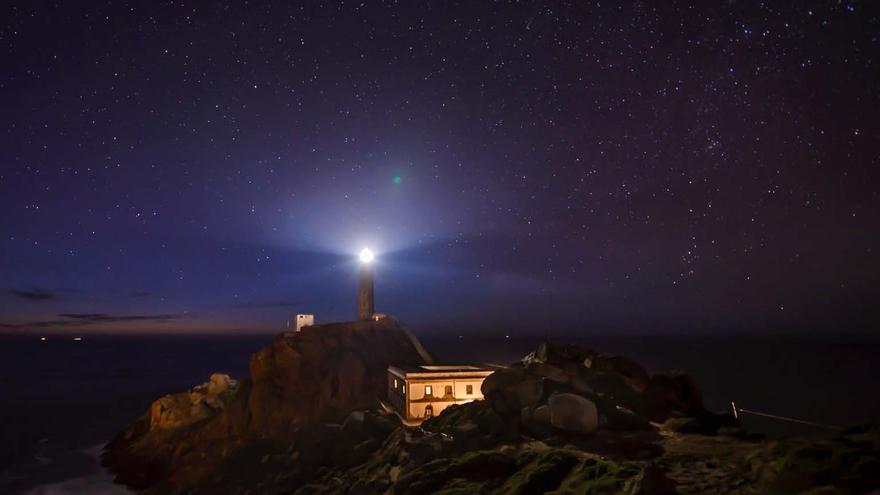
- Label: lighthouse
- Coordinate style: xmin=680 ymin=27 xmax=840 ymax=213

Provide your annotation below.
xmin=358 ymin=248 xmax=375 ymax=320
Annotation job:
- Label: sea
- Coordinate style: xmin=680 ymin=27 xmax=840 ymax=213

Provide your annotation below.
xmin=1 ymin=332 xmax=878 ymax=494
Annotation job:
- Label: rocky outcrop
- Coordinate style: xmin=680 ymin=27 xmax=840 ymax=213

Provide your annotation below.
xmin=482 ymin=341 xmax=730 ymax=440
xmin=149 ymin=374 xmax=239 ymax=431
xmin=548 ymin=393 xmax=599 ymax=434
xmin=746 ymin=424 xmax=880 ymax=493
xmin=103 ymin=335 xmax=860 ymax=495
xmin=245 ymin=318 xmax=432 ymax=435
xmin=103 ymin=317 xmax=430 ymax=493
xmin=302 ymin=427 xmax=680 ymax=495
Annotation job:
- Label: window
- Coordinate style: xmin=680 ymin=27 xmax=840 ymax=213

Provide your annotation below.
xmin=425 ymin=404 xmax=434 ymax=418
xmin=425 ymin=385 xmax=433 ymax=396
xmin=445 ymin=385 xmax=453 ymax=396
xmin=466 ymin=384 xmax=473 ymax=395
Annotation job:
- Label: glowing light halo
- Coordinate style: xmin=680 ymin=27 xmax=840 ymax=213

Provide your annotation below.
xmin=359 ymin=247 xmax=375 ymax=264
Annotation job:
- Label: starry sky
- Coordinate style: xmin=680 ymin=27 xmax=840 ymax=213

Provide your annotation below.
xmin=1 ymin=1 xmax=878 ymax=336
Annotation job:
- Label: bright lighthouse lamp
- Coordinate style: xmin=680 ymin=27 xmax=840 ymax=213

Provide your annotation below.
xmin=359 ymin=247 xmax=375 ymax=264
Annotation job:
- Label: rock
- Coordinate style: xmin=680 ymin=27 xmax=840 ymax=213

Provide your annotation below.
xmin=663 ymin=413 xmax=738 ymax=435
xmin=527 ymin=362 xmax=569 ymax=382
xmin=748 ymin=426 xmax=880 ymax=494
xmin=362 ymin=409 xmax=398 ymax=438
xmin=485 ymin=341 xmax=710 ymax=434
xmin=538 ymin=342 xmax=597 ymax=366
xmin=642 ymin=373 xmax=705 ymax=422
xmin=594 ymin=355 xmax=650 ymax=391
xmin=485 ymin=370 xmax=550 ymax=414
xmin=341 ymin=410 xmax=366 ymax=434
xmin=482 ymin=368 xmax=530 ymax=414
xmin=482 ymin=367 xmax=527 ymax=395
xmin=532 ymin=405 xmax=551 ymax=425
xmin=523 ymin=405 xmax=554 ymax=439
xmin=514 ymin=378 xmax=544 ymax=408
xmin=500 ymin=449 xmax=580 ymax=494
xmin=207 ymin=373 xmax=236 ymax=396
xmin=454 ymin=421 xmax=480 ymax=435
xmin=423 ymin=400 xmax=518 ymax=449
xmin=245 ymin=318 xmax=430 ymax=434
xmin=389 ymin=465 xmax=402 ymax=483
xmin=150 ymin=394 xmax=193 ymax=431
xmin=104 ymin=317 xmax=431 ymax=493
xmin=149 ymin=374 xmax=239 ymax=431
xmin=587 ymin=371 xmax=644 ymax=411
xmin=548 ymin=393 xmax=598 ymax=435
xmin=605 ymin=406 xmax=653 ymax=431
xmin=569 ymin=376 xmax=594 ymax=396
xmin=523 ymin=341 xmax=598 ymax=367
xmin=626 ymin=463 xmax=678 ymax=495
xmin=107 ymin=334 xmax=725 ymax=494
xmin=202 ymin=374 xmax=239 ymax=409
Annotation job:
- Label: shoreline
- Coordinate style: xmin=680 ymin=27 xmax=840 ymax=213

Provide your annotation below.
xmin=21 ymin=443 xmax=131 ymax=495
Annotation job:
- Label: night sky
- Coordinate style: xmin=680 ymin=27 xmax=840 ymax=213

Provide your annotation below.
xmin=1 ymin=1 xmax=878 ymax=336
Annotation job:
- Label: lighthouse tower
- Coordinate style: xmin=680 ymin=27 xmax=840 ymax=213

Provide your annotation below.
xmin=358 ymin=248 xmax=375 ymax=320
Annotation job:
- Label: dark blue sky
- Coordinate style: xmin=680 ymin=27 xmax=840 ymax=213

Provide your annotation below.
xmin=1 ymin=1 xmax=878 ymax=335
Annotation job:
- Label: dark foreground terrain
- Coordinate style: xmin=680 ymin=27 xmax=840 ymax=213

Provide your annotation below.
xmin=97 ymin=320 xmax=880 ymax=494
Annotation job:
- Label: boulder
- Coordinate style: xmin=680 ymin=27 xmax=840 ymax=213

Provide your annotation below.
xmin=522 ymin=404 xmax=554 ymax=439
xmin=484 ymin=341 xmax=710 ymax=434
xmin=532 ymin=405 xmax=551 ymax=425
xmin=642 ymin=373 xmax=704 ymax=421
xmin=482 ymin=368 xmax=530 ymax=414
xmin=482 ymin=367 xmax=528 ymax=395
xmin=524 ymin=341 xmax=597 ymax=367
xmin=569 ymin=376 xmax=594 ymax=396
xmin=201 ymin=373 xmax=239 ymax=409
xmin=514 ymin=378 xmax=544 ymax=409
xmin=484 ymin=371 xmax=546 ymax=413
xmin=149 ymin=374 xmax=239 ymax=431
xmin=587 ymin=371 xmax=644 ymax=411
xmin=527 ymin=362 xmax=569 ymax=383
xmin=548 ymin=393 xmax=599 ymax=435
xmin=594 ymin=355 xmax=650 ymax=391
xmin=604 ymin=406 xmax=653 ymax=431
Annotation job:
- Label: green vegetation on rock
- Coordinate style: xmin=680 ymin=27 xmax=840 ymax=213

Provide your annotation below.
xmin=746 ymin=425 xmax=880 ymax=494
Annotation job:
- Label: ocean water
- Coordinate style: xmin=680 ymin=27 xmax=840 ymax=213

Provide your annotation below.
xmin=1 ymin=332 xmax=878 ymax=494
xmin=0 ymin=335 xmax=264 ymax=494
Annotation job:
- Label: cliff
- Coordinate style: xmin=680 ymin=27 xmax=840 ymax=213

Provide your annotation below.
xmin=295 ymin=342 xmax=880 ymax=495
xmin=102 ymin=317 xmax=431 ymax=493
xmin=103 ymin=333 xmax=880 ymax=494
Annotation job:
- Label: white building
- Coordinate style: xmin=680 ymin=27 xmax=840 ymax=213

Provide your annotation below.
xmin=292 ymin=314 xmax=314 ymax=332
xmin=387 ymin=364 xmax=495 ymax=424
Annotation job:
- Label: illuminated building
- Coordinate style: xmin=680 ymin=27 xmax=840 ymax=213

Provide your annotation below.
xmin=387 ymin=364 xmax=494 ymax=424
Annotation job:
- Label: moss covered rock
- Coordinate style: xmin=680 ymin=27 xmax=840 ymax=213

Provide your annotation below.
xmin=747 ymin=425 xmax=880 ymax=493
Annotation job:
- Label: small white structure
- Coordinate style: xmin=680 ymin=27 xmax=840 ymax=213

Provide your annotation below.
xmin=292 ymin=314 xmax=314 ymax=332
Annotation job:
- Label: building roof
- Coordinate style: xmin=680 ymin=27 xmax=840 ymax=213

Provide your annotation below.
xmin=388 ymin=363 xmax=496 ymax=379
